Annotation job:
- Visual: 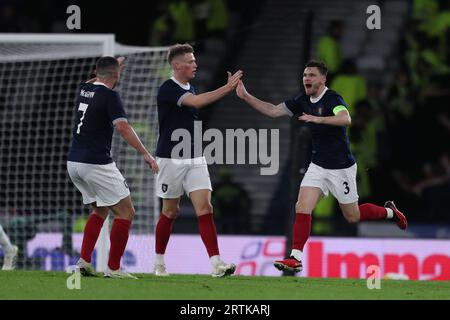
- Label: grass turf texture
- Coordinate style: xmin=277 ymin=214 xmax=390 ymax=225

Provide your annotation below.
xmin=0 ymin=271 xmax=449 ymax=300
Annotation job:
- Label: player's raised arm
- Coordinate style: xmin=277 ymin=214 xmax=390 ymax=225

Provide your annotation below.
xmin=116 ymin=56 xmax=126 ymax=73
xmin=236 ymin=80 xmax=288 ymax=118
xmin=182 ymin=70 xmax=243 ymax=109
xmin=115 ymin=121 xmax=159 ymax=173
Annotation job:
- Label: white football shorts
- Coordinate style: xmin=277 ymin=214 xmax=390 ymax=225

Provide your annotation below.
xmin=301 ymin=162 xmax=359 ymax=204
xmin=67 ymin=161 xmax=130 ymax=207
xmin=156 ymin=156 xmax=212 ymax=198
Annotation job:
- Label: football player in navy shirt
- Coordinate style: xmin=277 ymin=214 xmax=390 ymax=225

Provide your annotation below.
xmin=153 ymin=44 xmax=243 ymax=277
xmin=236 ymin=60 xmax=407 ymax=273
xmin=67 ymin=56 xmax=158 ymax=278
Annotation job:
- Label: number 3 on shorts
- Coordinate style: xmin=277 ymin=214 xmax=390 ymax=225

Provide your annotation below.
xmin=343 ymin=181 xmax=350 ymax=195
xmin=76 ymin=103 xmax=89 ymax=134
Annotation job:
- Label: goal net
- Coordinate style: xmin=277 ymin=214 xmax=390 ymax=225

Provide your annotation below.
xmin=0 ymin=34 xmax=169 ymax=271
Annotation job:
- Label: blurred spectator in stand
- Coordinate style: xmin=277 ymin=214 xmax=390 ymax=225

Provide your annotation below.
xmin=405 ymin=0 xmax=450 ymax=103
xmin=413 ymin=0 xmax=439 ymax=22
xmin=412 ymin=154 xmax=450 ymax=195
xmin=212 ymin=169 xmax=251 ymax=234
xmin=419 ymin=155 xmax=450 ymax=223
xmin=349 ymin=97 xmax=384 ymax=201
xmin=193 ymin=0 xmax=210 ymax=42
xmin=386 ymin=68 xmax=415 ymax=121
xmin=395 ymin=153 xmax=450 ymax=222
xmin=367 ymin=83 xmax=391 ymax=164
xmin=169 ymin=0 xmax=195 ymax=43
xmin=317 ymin=20 xmax=344 ymax=81
xmin=330 ymin=59 xmax=367 ymax=116
xmin=416 ymin=38 xmax=450 ymax=104
xmin=414 ymin=0 xmax=450 ymax=41
xmin=205 ymin=0 xmax=230 ymax=38
xmin=147 ymin=1 xmax=174 ymax=80
xmin=149 ymin=0 xmax=174 ymax=46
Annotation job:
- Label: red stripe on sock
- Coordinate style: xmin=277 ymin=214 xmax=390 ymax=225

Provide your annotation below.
xmin=80 ymin=213 xmax=105 ymax=263
xmin=292 ymin=213 xmax=311 ymax=252
xmin=155 ymin=214 xmax=175 ymax=254
xmin=197 ymin=213 xmax=219 ymax=257
xmin=108 ymin=218 xmax=131 ymax=271
xmin=359 ymin=203 xmax=387 ymax=221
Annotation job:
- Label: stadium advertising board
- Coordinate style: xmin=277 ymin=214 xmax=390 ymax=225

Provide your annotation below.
xmin=25 ymin=234 xmax=450 ymax=280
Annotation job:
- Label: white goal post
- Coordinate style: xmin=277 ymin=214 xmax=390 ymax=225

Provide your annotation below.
xmin=0 ymin=34 xmax=168 ymax=272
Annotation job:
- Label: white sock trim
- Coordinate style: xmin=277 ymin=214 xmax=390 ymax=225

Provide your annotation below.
xmin=210 ymin=255 xmax=221 ymax=267
xmin=291 ymin=249 xmax=303 ymax=261
xmin=386 ymin=208 xmax=394 ymax=219
xmin=0 ymin=225 xmax=13 ymax=253
xmin=155 ymin=254 xmax=165 ymax=266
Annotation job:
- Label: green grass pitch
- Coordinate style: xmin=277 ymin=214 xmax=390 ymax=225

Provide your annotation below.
xmin=0 ymin=271 xmax=449 ymax=300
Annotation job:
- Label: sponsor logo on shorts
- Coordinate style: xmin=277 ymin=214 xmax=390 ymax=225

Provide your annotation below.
xmin=162 ymin=183 xmax=168 ymax=193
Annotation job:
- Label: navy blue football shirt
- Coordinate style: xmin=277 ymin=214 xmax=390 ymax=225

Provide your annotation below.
xmin=155 ymin=77 xmax=199 ymax=159
xmin=68 ymin=82 xmax=127 ymax=164
xmin=282 ymin=88 xmax=355 ymax=169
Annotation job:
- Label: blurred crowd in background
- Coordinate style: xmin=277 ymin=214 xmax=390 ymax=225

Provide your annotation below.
xmin=317 ymin=0 xmax=450 ymax=227
xmin=0 ymin=0 xmax=236 ymax=46
xmin=305 ymin=0 xmax=450 ymax=236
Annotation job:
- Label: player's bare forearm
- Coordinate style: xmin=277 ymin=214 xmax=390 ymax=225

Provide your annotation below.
xmin=299 ymin=110 xmax=351 ymax=126
xmin=243 ymin=94 xmax=287 ymax=118
xmin=116 ymin=122 xmax=159 ymax=173
xmin=236 ymin=80 xmax=287 ymax=118
xmin=321 ymin=113 xmax=351 ymax=126
xmin=244 ymin=94 xmax=276 ymax=117
xmin=116 ymin=122 xmax=150 ymax=156
xmin=185 ymin=85 xmax=231 ymax=109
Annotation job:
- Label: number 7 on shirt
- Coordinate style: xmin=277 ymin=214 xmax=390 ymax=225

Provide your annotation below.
xmin=76 ymin=103 xmax=89 ymax=134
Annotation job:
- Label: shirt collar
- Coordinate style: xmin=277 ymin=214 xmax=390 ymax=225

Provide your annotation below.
xmin=310 ymin=86 xmax=328 ymax=103
xmin=93 ymin=81 xmax=109 ymax=88
xmin=171 ymin=76 xmax=190 ymax=90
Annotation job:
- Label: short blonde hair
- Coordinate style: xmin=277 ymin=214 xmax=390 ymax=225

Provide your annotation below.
xmin=167 ymin=43 xmax=194 ymax=64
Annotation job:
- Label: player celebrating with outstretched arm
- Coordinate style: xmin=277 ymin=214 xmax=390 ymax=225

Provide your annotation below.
xmin=153 ymin=43 xmax=242 ymax=277
xmin=67 ymin=56 xmax=159 ymax=279
xmin=236 ymin=60 xmax=407 ymax=273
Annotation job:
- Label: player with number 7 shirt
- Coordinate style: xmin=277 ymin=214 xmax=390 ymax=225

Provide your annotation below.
xmin=67 ymin=56 xmax=159 ymax=279
xmin=235 ymin=60 xmax=408 ymax=274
